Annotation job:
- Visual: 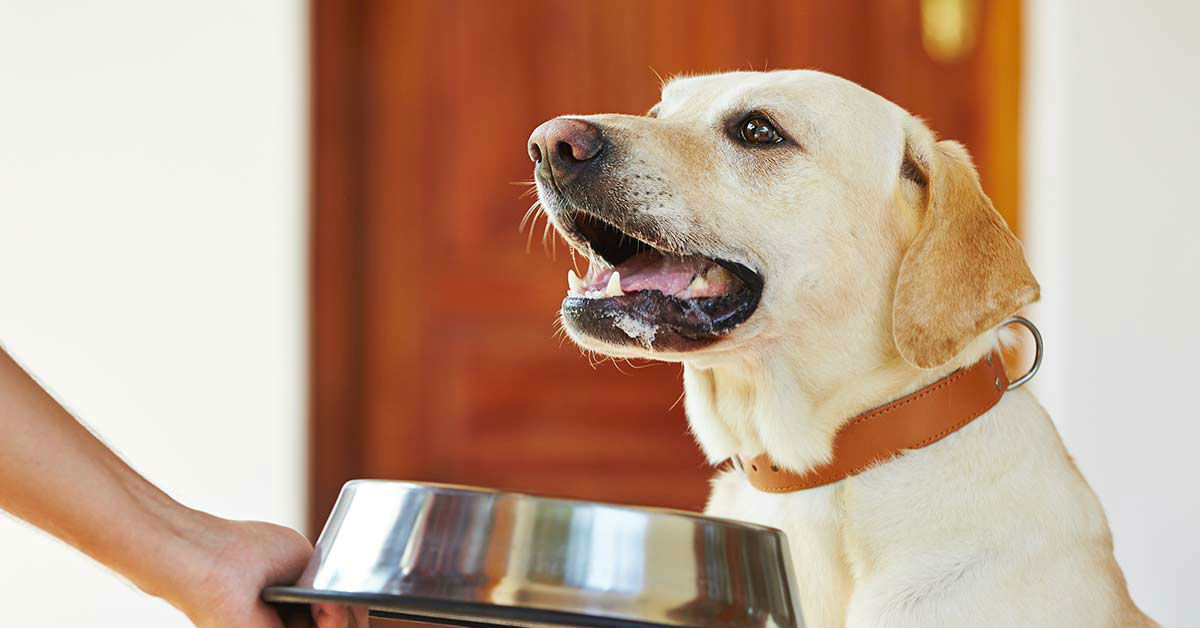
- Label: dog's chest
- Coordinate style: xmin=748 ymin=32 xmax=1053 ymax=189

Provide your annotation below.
xmin=706 ymin=472 xmax=853 ymax=627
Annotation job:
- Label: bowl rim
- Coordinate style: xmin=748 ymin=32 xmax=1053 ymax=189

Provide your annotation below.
xmin=263 ymin=585 xmax=690 ymax=628
xmin=337 ymin=479 xmax=786 ymax=535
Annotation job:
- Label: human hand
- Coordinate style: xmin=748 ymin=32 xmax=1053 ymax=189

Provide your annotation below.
xmin=158 ymin=514 xmax=367 ymax=627
xmin=0 ymin=348 xmax=367 ymax=627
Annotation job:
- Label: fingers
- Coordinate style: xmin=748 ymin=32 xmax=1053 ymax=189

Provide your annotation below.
xmin=312 ymin=603 xmax=345 ymax=628
xmin=351 ymin=605 xmax=369 ymax=628
xmin=312 ymin=603 xmax=367 ymax=628
xmin=275 ymin=602 xmax=316 ymax=628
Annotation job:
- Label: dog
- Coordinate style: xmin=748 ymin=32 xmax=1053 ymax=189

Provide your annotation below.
xmin=527 ymin=70 xmax=1155 ymax=627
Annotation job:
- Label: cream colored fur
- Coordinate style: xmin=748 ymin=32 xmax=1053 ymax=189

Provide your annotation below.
xmin=541 ymin=70 xmax=1154 ymax=627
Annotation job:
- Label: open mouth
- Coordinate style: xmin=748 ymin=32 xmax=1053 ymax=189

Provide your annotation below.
xmin=558 ymin=212 xmax=763 ymax=351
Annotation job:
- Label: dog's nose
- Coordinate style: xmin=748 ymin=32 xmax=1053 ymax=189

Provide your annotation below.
xmin=527 ymin=118 xmax=603 ymax=172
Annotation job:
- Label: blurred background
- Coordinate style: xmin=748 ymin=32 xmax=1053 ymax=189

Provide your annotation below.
xmin=0 ymin=0 xmax=1196 ymax=626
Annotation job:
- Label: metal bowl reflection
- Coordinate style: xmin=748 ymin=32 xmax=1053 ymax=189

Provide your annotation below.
xmin=263 ymin=480 xmax=800 ymax=627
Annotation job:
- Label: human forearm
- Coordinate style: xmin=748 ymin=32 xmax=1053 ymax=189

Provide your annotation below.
xmin=0 ymin=347 xmax=204 ymax=599
xmin=0 ymin=347 xmax=326 ymax=626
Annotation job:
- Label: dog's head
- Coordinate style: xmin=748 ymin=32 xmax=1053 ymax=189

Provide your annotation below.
xmin=529 ymin=70 xmax=1037 ymax=369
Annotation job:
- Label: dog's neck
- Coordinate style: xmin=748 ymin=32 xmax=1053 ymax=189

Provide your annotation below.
xmin=681 ymin=331 xmax=1002 ymax=474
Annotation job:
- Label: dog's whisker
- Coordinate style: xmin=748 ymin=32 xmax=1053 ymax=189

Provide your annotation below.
xmin=518 ymin=200 xmax=542 ymax=233
xmin=569 ymin=248 xmax=586 ymax=277
xmin=550 ymin=223 xmax=560 ymax=259
xmin=608 ymin=357 xmax=631 ymax=375
xmin=622 ymin=358 xmax=653 ymax=370
xmin=518 ymin=204 xmax=535 ymax=232
xmin=581 ymin=347 xmax=600 ymax=370
xmin=551 ymin=315 xmax=571 ymax=347
xmin=668 ymin=387 xmax=686 ymax=412
xmin=541 ymin=218 xmax=554 ymax=256
xmin=525 ymin=211 xmax=544 ymax=253
xmin=649 ymin=65 xmax=665 ymax=88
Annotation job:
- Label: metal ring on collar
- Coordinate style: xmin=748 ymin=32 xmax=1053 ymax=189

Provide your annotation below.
xmin=1001 ymin=316 xmax=1043 ymax=390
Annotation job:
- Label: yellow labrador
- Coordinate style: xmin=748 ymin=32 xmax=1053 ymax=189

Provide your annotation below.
xmin=527 ymin=70 xmax=1154 ymax=627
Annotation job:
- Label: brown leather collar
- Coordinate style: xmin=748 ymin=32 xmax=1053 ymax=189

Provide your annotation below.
xmin=735 ymin=350 xmax=1010 ymax=492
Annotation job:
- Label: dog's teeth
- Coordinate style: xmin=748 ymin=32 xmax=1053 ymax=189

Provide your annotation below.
xmin=568 ymin=269 xmax=584 ymax=295
xmin=604 ymin=272 xmax=624 ymax=297
xmin=686 ymin=273 xmax=709 ymax=294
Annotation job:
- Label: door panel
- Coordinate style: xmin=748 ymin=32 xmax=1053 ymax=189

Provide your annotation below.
xmin=310 ymin=0 xmax=1020 ymax=535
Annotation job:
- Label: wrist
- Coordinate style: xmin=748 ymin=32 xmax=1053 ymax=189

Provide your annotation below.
xmin=134 ymin=511 xmax=314 ymax=627
xmin=111 ymin=482 xmax=225 ymax=609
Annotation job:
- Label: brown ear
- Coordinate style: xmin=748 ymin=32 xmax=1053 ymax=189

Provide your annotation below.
xmin=893 ymin=138 xmax=1040 ymax=369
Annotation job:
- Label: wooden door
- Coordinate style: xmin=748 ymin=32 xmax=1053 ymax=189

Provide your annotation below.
xmin=309 ymin=0 xmax=1020 ymax=535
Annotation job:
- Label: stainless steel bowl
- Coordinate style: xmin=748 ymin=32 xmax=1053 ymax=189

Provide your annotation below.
xmin=264 ymin=480 xmax=801 ymax=627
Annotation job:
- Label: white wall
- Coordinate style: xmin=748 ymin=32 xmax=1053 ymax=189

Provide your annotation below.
xmin=1024 ymin=1 xmax=1200 ymax=625
xmin=0 ymin=2 xmax=306 ymax=626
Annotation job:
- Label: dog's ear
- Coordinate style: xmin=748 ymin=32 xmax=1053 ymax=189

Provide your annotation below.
xmin=892 ymin=128 xmax=1039 ymax=369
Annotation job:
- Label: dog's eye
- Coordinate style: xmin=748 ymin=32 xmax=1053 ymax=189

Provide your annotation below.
xmin=738 ymin=117 xmax=783 ymax=145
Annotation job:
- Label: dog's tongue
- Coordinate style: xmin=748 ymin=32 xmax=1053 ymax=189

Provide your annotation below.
xmin=584 ymin=251 xmax=737 ymax=298
xmin=615 ymin=251 xmax=711 ymax=295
